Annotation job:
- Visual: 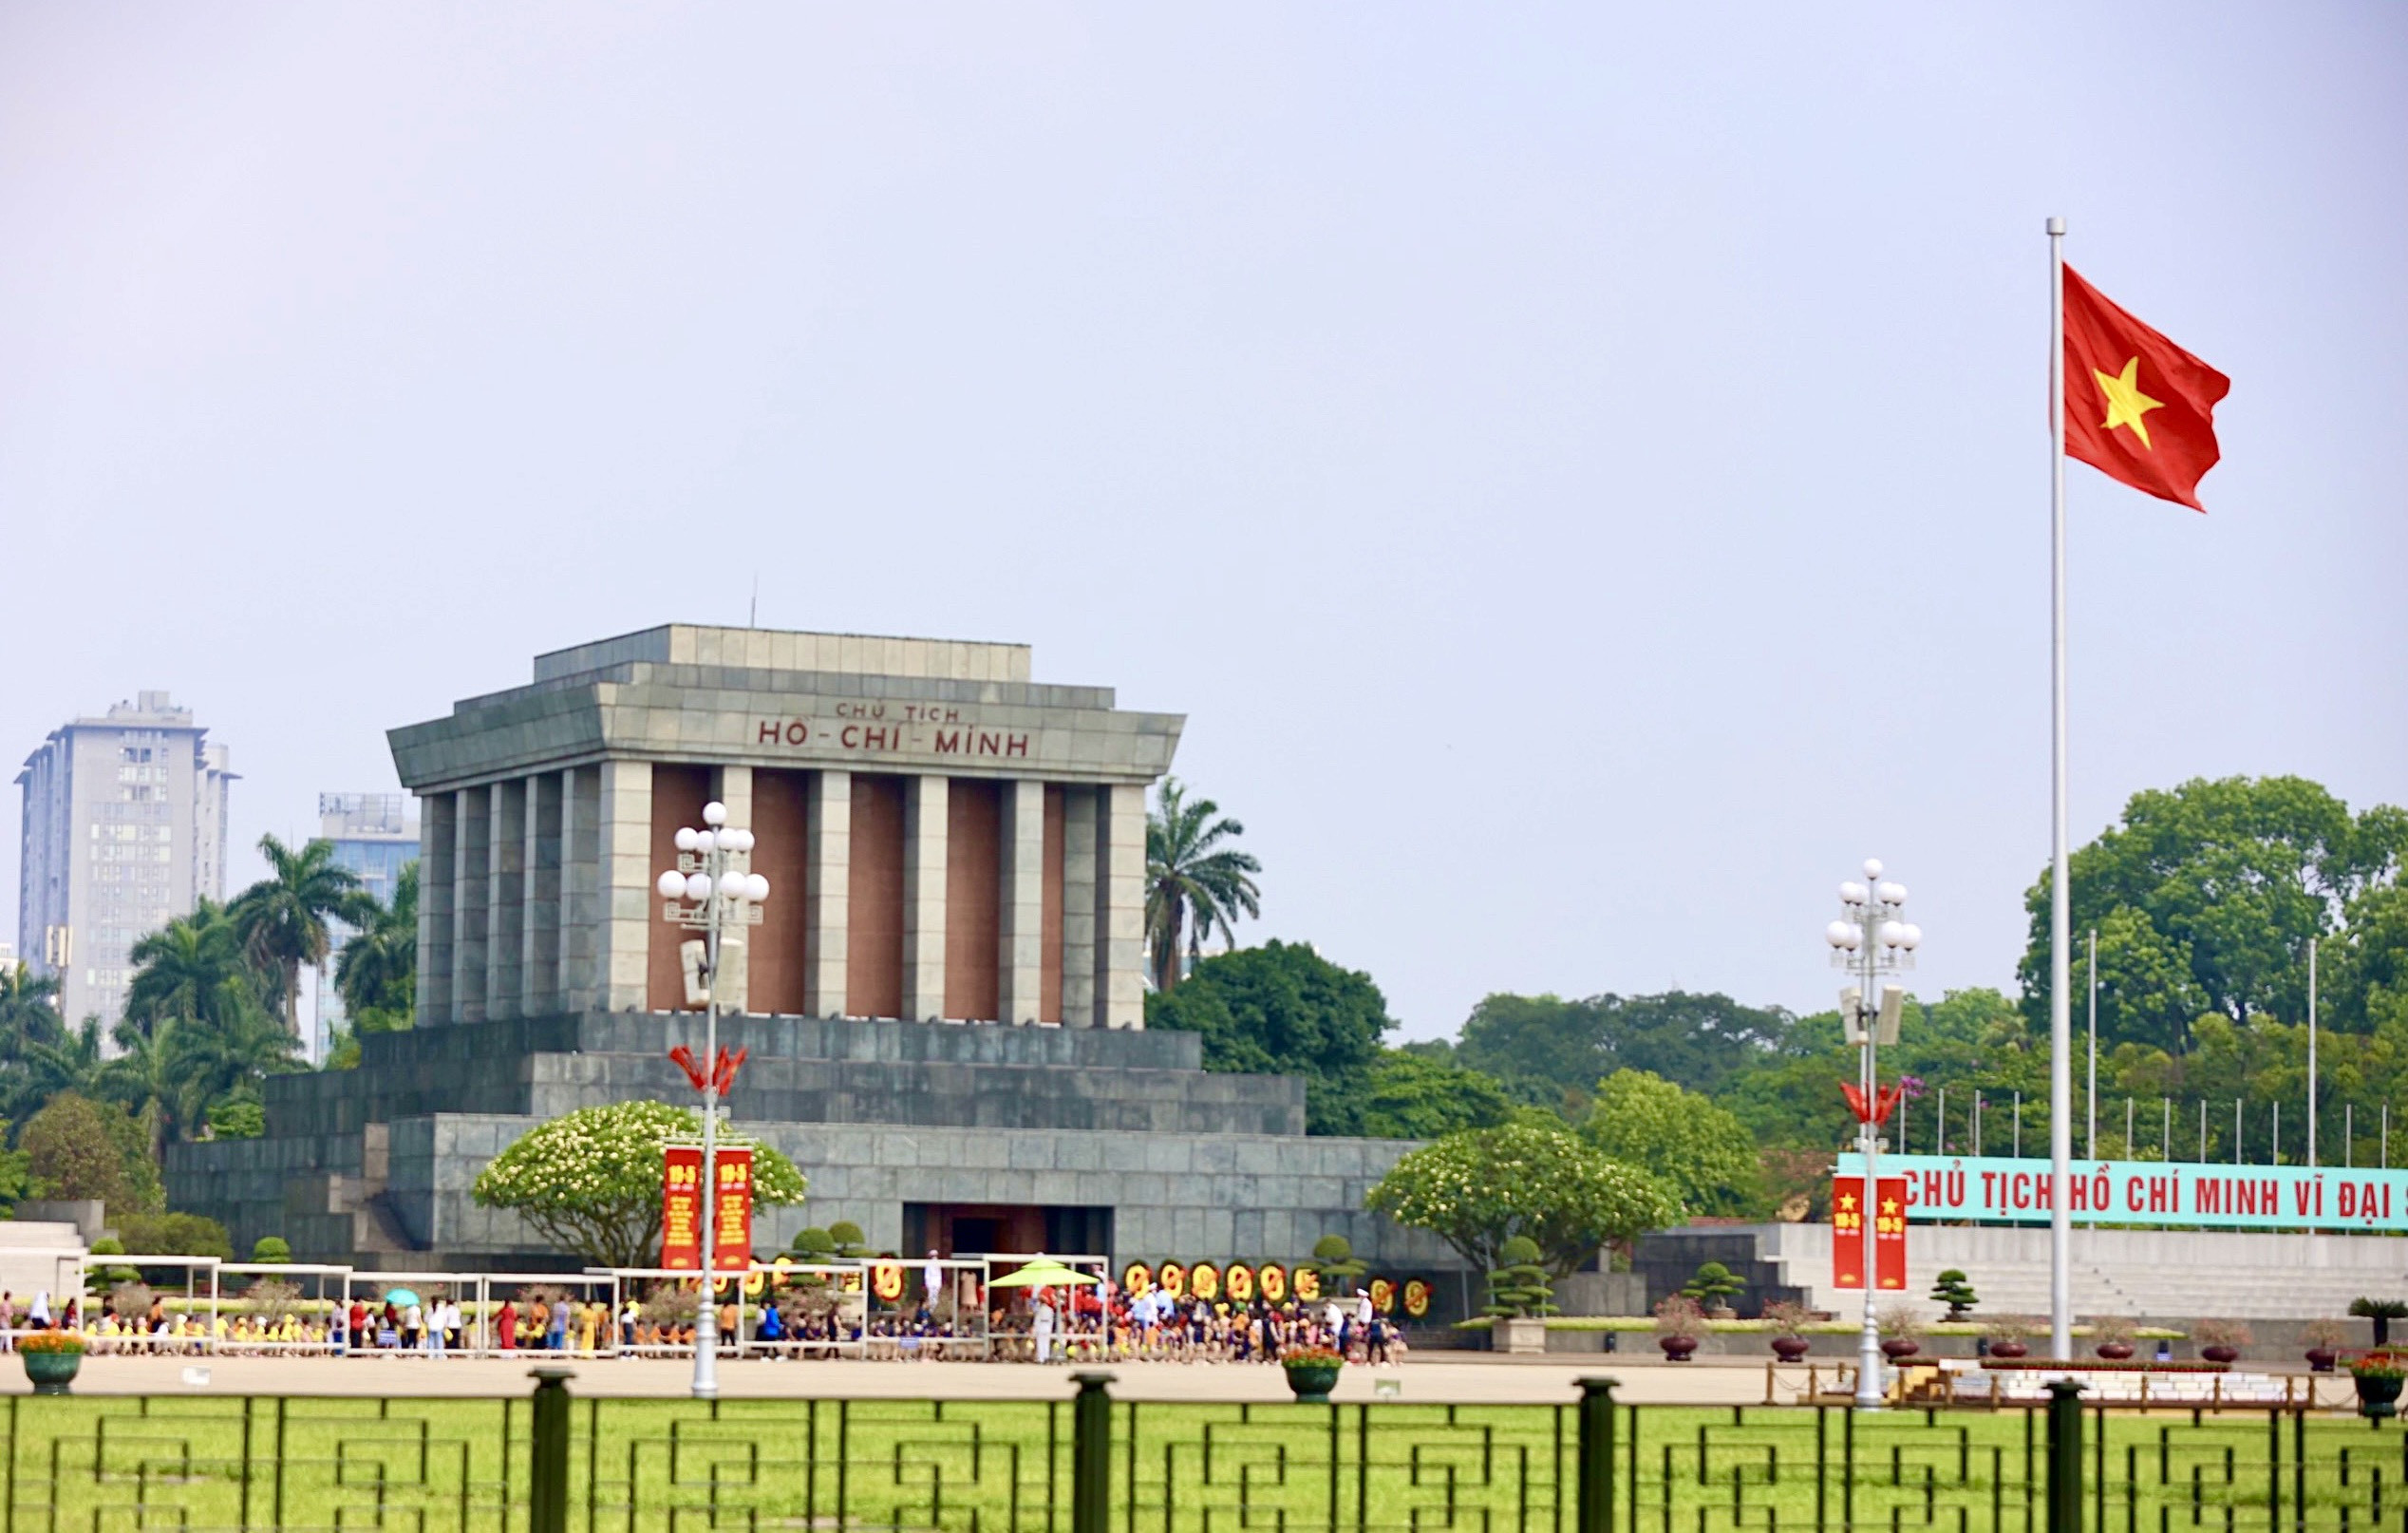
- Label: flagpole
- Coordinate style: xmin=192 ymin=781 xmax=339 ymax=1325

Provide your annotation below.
xmin=2046 ymin=215 xmax=2074 ymax=1363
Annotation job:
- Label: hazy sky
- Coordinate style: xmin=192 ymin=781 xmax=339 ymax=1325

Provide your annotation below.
xmin=5 ymin=5 xmax=2402 ymax=1041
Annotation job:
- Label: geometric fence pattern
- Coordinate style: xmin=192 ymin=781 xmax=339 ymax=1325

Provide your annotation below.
xmin=1 ymin=1383 xmax=2400 ymax=1531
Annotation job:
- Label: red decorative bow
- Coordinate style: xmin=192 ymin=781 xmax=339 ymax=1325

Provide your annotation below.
xmin=1841 ymin=1081 xmax=1906 ymax=1126
xmin=667 ymin=1045 xmax=748 ymax=1095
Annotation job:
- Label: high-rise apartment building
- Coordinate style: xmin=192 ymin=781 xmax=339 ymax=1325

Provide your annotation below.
xmin=310 ymin=792 xmax=419 ymax=1058
xmin=318 ymin=792 xmax=419 ymax=909
xmin=15 ymin=691 xmax=235 ymax=1029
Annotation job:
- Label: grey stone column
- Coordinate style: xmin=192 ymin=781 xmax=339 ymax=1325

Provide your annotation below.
xmin=1060 ymin=788 xmax=1098 ymax=1027
xmin=901 ymin=774 xmax=949 ymax=1022
xmin=453 ymin=787 xmax=491 ymax=1023
xmin=1095 ymin=782 xmax=1147 ymax=1030
xmin=417 ymin=791 xmax=456 ymax=1027
xmin=711 ymin=766 xmax=753 ymax=1015
xmin=486 ymin=779 xmax=526 ymax=1021
xmin=999 ymin=780 xmax=1046 ymax=1024
xmin=523 ymin=772 xmax=563 ymax=1016
xmin=803 ymin=770 xmax=850 ymax=1018
xmin=595 ymin=759 xmax=653 ymax=1013
xmin=560 ymin=766 xmax=600 ymax=1012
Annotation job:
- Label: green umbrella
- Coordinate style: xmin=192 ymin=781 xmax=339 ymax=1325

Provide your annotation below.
xmin=987 ymin=1263 xmax=1099 ymax=1288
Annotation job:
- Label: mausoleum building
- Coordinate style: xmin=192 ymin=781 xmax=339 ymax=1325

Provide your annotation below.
xmin=168 ymin=627 xmax=1458 ymax=1290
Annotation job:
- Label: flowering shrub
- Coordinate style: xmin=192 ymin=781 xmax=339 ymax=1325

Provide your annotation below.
xmin=471 ymin=1101 xmax=807 ymax=1267
xmin=17 ymin=1331 xmax=85 ymax=1354
xmin=1280 ymin=1346 xmax=1343 ymax=1369
xmin=2348 ymin=1350 xmax=2406 ymax=1381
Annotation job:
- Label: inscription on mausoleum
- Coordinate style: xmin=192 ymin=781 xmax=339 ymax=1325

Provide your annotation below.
xmin=754 ymin=715 xmax=1032 ymax=759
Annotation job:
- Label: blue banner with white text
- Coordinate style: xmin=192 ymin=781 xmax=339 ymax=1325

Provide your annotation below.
xmin=1834 ymin=1153 xmax=2408 ymax=1232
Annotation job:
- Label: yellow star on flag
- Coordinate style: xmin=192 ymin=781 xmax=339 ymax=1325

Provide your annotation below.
xmin=2093 ymin=356 xmax=2165 ymax=449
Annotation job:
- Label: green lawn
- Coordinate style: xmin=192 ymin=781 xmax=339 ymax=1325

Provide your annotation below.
xmin=0 ymin=1393 xmax=2393 ymax=1531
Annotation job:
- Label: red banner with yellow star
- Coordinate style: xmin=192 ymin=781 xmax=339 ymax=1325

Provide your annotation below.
xmin=1832 ymin=1175 xmax=1908 ymax=1290
xmin=2062 ymin=265 xmax=2230 ymax=511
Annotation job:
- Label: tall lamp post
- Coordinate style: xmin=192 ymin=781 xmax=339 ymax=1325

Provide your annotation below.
xmin=1823 ymin=858 xmax=1921 ymax=1410
xmin=653 ymin=799 xmax=770 ymax=1400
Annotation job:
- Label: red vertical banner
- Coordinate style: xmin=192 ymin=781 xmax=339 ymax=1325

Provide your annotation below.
xmin=712 ymin=1145 xmax=754 ymax=1272
xmin=662 ymin=1145 xmax=704 ymax=1270
xmin=1873 ymin=1175 xmax=1909 ymax=1290
xmin=1831 ymin=1176 xmax=1866 ymax=1288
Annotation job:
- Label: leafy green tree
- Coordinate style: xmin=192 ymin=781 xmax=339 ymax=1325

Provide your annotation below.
xmin=20 ymin=1092 xmax=162 ymax=1213
xmin=1144 ymin=779 xmax=1262 ymax=993
xmin=825 ymin=1221 xmax=868 ymax=1258
xmin=1147 ymin=941 xmax=1394 ymax=1135
xmin=1682 ymin=1260 xmax=1745 ymax=1308
xmin=1930 ymin=1268 xmax=1978 ymax=1319
xmin=231 ymin=835 xmax=372 ymax=1040
xmin=2019 ymin=776 xmax=2405 ymax=1051
xmin=472 ymin=1101 xmax=808 ymax=1268
xmin=1365 ymin=1120 xmax=1682 ymax=1278
xmin=1360 ymin=1051 xmax=1517 ymax=1139
xmin=1581 ymin=1069 xmax=1765 ymax=1216
xmin=1482 ymin=1235 xmax=1557 ymax=1317
xmin=1308 ymin=1233 xmax=1366 ymax=1285
xmin=253 ymin=1236 xmax=292 ymax=1263
xmin=1454 ymin=991 xmax=1795 ymax=1115
xmin=207 ymin=1093 xmax=267 ymax=1139
xmin=336 ymin=861 xmax=419 ymax=1028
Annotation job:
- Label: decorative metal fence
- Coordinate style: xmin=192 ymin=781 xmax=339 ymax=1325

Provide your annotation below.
xmin=0 ymin=1373 xmax=2399 ymax=1532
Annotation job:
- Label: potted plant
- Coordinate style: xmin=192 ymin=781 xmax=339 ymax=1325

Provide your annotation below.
xmin=19 ymin=1330 xmax=85 ymax=1394
xmin=1682 ymin=1262 xmax=1745 ymax=1321
xmin=1876 ymin=1303 xmax=1922 ymax=1361
xmin=1983 ymin=1314 xmax=2033 ymax=1360
xmin=1281 ymin=1344 xmax=1345 ymax=1403
xmin=2349 ymin=1350 xmax=2405 ymax=1420
xmin=1654 ymin=1295 xmax=1703 ymax=1362
xmin=2090 ymin=1315 xmax=2136 ymax=1362
xmin=2351 ymin=1297 xmax=2407 ymax=1349
xmin=2192 ymin=1318 xmax=2249 ymax=1367
xmin=1764 ymin=1300 xmax=1812 ymax=1362
xmin=1481 ymin=1237 xmax=1557 ymax=1355
xmin=1928 ymin=1270 xmax=1979 ymax=1322
xmin=2305 ymin=1318 xmax=2348 ymax=1372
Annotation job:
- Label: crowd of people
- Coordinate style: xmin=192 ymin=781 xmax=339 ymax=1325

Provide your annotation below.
xmin=0 ymin=1273 xmax=1414 ymax=1364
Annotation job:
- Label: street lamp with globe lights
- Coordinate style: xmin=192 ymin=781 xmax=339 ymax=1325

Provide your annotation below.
xmin=1823 ymin=859 xmax=1921 ymax=1410
xmin=652 ymin=799 xmax=770 ymax=1399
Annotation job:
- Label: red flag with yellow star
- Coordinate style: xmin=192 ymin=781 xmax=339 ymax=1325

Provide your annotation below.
xmin=2063 ymin=265 xmax=2230 ymax=511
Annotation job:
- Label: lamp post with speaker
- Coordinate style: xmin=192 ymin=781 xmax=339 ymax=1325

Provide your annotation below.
xmin=652 ymin=800 xmax=771 ymax=1400
xmin=1823 ymin=859 xmax=1920 ymax=1410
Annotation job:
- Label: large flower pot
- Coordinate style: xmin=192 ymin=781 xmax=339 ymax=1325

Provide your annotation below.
xmin=1880 ymin=1338 xmax=1921 ymax=1361
xmin=1770 ymin=1336 xmax=1811 ymax=1362
xmin=1496 ymin=1317 xmax=1548 ymax=1356
xmin=2306 ymin=1349 xmax=2338 ymax=1373
xmin=1284 ymin=1364 xmax=1342 ymax=1404
xmin=2096 ymin=1342 xmax=2135 ymax=1361
xmin=2354 ymin=1373 xmax=2403 ymax=1421
xmin=1988 ymin=1341 xmax=2029 ymax=1360
xmin=21 ymin=1351 xmax=81 ymax=1396
xmin=2200 ymin=1345 xmax=2239 ymax=1366
xmin=1658 ymin=1335 xmax=1698 ymax=1363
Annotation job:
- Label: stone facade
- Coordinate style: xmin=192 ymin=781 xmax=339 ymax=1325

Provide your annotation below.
xmin=391 ymin=625 xmax=1176 ymax=1029
xmin=165 ymin=1010 xmax=1456 ymax=1280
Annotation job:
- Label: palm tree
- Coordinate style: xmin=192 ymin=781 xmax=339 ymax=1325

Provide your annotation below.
xmin=0 ymin=961 xmax=66 ymax=1057
xmin=1144 ymin=777 xmax=1263 ymax=993
xmin=335 ymin=861 xmax=418 ymax=1026
xmin=231 ymin=836 xmax=370 ymax=1039
xmin=6 ymin=1015 xmax=105 ymax=1128
xmin=122 ymin=900 xmax=255 ymax=1042
xmin=100 ymin=1015 xmax=208 ymax=1162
